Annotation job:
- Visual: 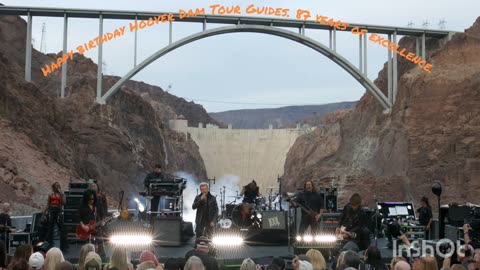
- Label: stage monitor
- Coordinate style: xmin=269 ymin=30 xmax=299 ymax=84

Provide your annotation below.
xmin=377 ymin=202 xmax=416 ymax=220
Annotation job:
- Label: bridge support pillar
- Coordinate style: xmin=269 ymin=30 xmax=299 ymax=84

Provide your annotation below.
xmin=421 ymin=33 xmax=426 ymax=59
xmin=363 ymin=34 xmax=367 ymax=75
xmin=25 ymin=12 xmax=32 ymax=82
xmin=61 ymin=13 xmax=68 ymax=98
xmin=387 ymin=34 xmax=392 ymax=104
xmin=96 ymin=14 xmax=103 ymax=104
xmin=134 ymin=16 xmax=138 ymax=67
xmin=359 ymin=35 xmax=363 ymax=73
xmin=392 ymin=31 xmax=398 ymax=104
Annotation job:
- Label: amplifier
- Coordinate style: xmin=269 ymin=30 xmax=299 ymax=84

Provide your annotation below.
xmin=8 ymin=233 xmax=30 ymax=256
xmin=152 ymin=217 xmax=182 ymax=246
xmin=402 ymin=225 xmax=425 ymax=240
xmin=261 ymin=211 xmax=287 ymax=230
xmin=64 ymin=223 xmax=78 ymax=239
xmin=65 ymin=194 xmax=83 ymax=210
xmin=69 ymin=182 xmax=89 ymax=190
xmin=63 ymin=209 xmax=81 ymax=224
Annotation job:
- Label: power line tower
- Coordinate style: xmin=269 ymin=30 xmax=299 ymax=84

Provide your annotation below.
xmin=439 ymin=18 xmax=447 ymax=30
xmin=40 ymin=22 xmax=47 ymax=53
xmin=422 ymin=20 xmax=429 ymax=29
xmin=407 ymin=21 xmax=414 ymax=28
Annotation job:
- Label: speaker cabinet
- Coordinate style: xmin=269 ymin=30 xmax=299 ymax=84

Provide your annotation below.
xmin=261 ymin=211 xmax=287 ymax=230
xmin=8 ymin=233 xmax=31 ymax=256
xmin=152 ymin=217 xmax=182 ymax=246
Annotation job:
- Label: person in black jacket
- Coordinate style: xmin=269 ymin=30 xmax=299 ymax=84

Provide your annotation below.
xmin=291 ymin=180 xmax=324 ymax=235
xmin=417 ymin=196 xmax=433 ymax=239
xmin=338 ymin=193 xmax=371 ymax=252
xmin=192 ymin=182 xmax=218 ymax=238
xmin=143 ymin=164 xmax=165 ymax=215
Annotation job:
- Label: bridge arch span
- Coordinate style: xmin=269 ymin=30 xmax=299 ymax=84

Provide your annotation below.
xmin=101 ymin=25 xmax=392 ymax=110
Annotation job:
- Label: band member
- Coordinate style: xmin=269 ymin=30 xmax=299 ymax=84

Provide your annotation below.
xmin=192 ymin=182 xmax=218 ymax=238
xmin=44 ymin=182 xmax=68 ymax=251
xmin=143 ymin=164 xmax=165 ymax=215
xmin=338 ymin=193 xmax=371 ymax=252
xmin=0 ymin=203 xmax=15 ymax=243
xmin=417 ymin=196 xmax=433 ymax=240
xmin=240 ymin=180 xmax=260 ymax=204
xmin=89 ymin=182 xmax=108 ymax=221
xmin=78 ymin=189 xmax=105 ymax=259
xmin=292 ymin=180 xmax=324 ymax=234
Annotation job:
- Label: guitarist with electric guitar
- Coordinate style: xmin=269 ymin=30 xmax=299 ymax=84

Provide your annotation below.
xmin=287 ymin=180 xmax=324 ymax=235
xmin=338 ymin=193 xmax=371 ymax=252
xmin=78 ymin=188 xmax=115 ymax=259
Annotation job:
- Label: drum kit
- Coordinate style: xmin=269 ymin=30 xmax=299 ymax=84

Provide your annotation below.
xmin=217 ymin=186 xmax=287 ymax=230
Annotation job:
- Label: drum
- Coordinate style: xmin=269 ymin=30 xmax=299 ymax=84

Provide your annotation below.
xmin=255 ymin=197 xmax=267 ymax=210
xmin=226 ymin=204 xmax=239 ymax=218
xmin=232 ymin=204 xmax=255 ymax=228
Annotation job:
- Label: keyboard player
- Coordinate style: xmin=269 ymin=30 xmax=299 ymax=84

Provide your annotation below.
xmin=143 ymin=164 xmax=166 ymax=216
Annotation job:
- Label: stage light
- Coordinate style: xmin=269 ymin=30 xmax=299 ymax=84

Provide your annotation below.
xmin=296 ymin=236 xmax=302 ymax=241
xmin=256 ymin=213 xmax=262 ymax=219
xmin=212 ymin=235 xmax=244 ymax=246
xmin=304 ymin=235 xmax=313 ymax=242
xmin=110 ymin=234 xmax=153 ymax=246
xmin=134 ymin=197 xmax=145 ymax=213
xmin=377 ymin=205 xmax=382 ymax=210
xmin=315 ymin=235 xmax=337 ymax=243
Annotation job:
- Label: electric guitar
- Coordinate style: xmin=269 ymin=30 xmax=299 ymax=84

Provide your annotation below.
xmin=285 ymin=194 xmax=321 ymax=220
xmin=119 ymin=191 xmax=129 ymax=220
xmin=336 ymin=226 xmax=357 ymax=240
xmin=76 ymin=212 xmax=119 ymax=241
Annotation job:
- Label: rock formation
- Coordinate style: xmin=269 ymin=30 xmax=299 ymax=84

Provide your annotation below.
xmin=283 ymin=18 xmax=480 ymax=211
xmin=0 ymin=15 xmax=214 ymax=213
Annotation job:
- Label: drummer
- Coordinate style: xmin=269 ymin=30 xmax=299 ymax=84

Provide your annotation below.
xmin=240 ymin=180 xmax=260 ymax=204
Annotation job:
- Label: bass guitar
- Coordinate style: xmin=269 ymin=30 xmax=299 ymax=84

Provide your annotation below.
xmin=76 ymin=212 xmax=119 ymax=241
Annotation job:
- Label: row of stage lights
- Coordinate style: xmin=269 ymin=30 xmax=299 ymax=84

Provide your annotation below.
xmin=295 ymin=234 xmax=337 ymax=243
xmin=107 ymin=233 xmax=245 ymax=248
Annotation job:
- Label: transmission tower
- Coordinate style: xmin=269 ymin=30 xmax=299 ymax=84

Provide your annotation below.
xmin=439 ymin=18 xmax=447 ymax=30
xmin=422 ymin=20 xmax=429 ymax=29
xmin=40 ymin=23 xmax=47 ymax=53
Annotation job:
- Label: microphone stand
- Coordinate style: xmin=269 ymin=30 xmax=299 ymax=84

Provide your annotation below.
xmin=374 ymin=195 xmax=379 ymax=247
xmin=278 ymin=175 xmax=283 ymax=211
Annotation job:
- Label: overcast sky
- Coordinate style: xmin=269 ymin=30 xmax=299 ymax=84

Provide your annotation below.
xmin=4 ymin=0 xmax=478 ymax=112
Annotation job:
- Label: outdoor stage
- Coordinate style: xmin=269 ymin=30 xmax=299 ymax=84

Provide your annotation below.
xmin=61 ymin=237 xmax=397 ymax=266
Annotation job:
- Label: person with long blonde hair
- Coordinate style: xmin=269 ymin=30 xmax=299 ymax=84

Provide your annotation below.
xmin=239 ymin=258 xmax=256 ymax=270
xmin=103 ymin=247 xmax=133 ymax=270
xmin=77 ymin=244 xmax=95 ymax=270
xmin=306 ymin=249 xmax=327 ymax=270
xmin=413 ymin=255 xmax=438 ymax=270
xmin=43 ymin=248 xmax=64 ymax=270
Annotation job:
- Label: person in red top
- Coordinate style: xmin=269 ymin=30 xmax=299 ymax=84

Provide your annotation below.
xmin=44 ymin=182 xmax=68 ymax=251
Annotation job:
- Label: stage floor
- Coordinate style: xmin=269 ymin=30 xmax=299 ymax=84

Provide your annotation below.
xmin=61 ymin=237 xmax=397 ymax=265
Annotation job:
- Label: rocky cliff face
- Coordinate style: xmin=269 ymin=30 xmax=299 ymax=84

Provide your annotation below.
xmin=283 ymin=18 xmax=480 ymax=211
xmin=0 ymin=15 xmax=211 ymax=213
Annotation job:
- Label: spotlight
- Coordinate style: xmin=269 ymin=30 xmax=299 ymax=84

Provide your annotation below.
xmin=296 ymin=236 xmax=302 ymax=241
xmin=134 ymin=197 xmax=145 ymax=213
xmin=34 ymin=241 xmax=51 ymax=253
xmin=256 ymin=213 xmax=262 ymax=219
xmin=315 ymin=235 xmax=337 ymax=243
xmin=377 ymin=205 xmax=382 ymax=210
xmin=304 ymin=235 xmax=313 ymax=242
xmin=211 ymin=234 xmax=244 ymax=247
xmin=110 ymin=234 xmax=153 ymax=246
